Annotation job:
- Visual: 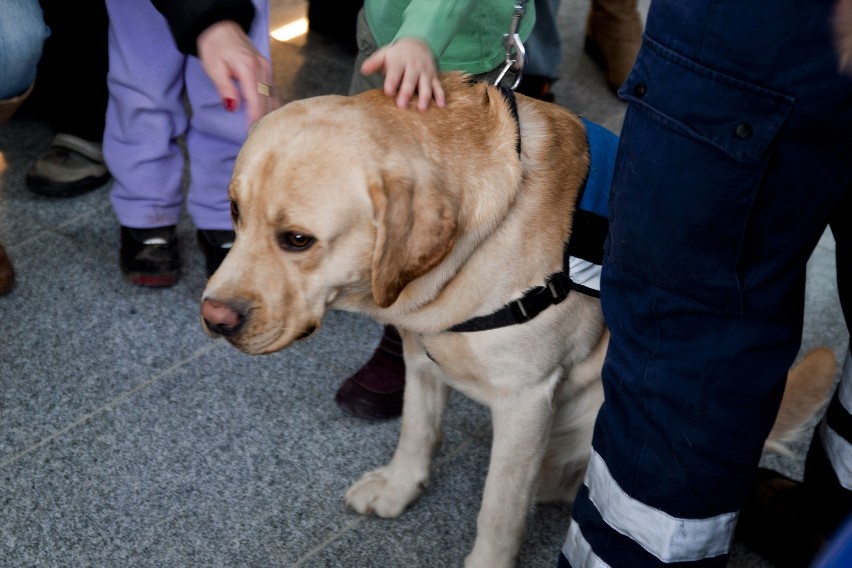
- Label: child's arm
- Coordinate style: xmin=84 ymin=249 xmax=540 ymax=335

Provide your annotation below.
xmin=197 ymin=20 xmax=279 ymax=125
xmin=360 ymin=38 xmax=445 ymax=111
xmin=360 ymin=0 xmax=476 ymax=111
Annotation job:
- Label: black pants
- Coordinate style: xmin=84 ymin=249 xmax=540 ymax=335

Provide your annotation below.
xmin=23 ymin=0 xmax=109 ymax=143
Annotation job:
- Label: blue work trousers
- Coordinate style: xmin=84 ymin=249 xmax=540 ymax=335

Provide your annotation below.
xmin=561 ymin=0 xmax=852 ymax=566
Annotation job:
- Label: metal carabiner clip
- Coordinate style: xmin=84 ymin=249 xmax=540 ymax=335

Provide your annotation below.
xmin=493 ymin=2 xmax=527 ymax=89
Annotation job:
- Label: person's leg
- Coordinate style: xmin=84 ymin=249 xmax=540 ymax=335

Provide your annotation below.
xmin=348 ymin=7 xmax=384 ymax=96
xmin=30 ymin=0 xmax=108 ymax=141
xmin=815 ymin=187 xmax=852 ymax=529
xmin=25 ymin=0 xmax=110 ymax=197
xmin=812 ymin=187 xmax=852 ymax=533
xmin=516 ymin=0 xmax=562 ymax=101
xmin=104 ymin=0 xmax=187 ymax=286
xmin=736 ymin=184 xmax=852 ymax=567
xmin=561 ymin=1 xmax=852 ymax=566
xmin=584 ymin=0 xmax=643 ymax=92
xmin=183 ymin=0 xmax=270 ymax=277
xmin=0 ymin=0 xmax=48 ymax=294
xmin=184 ymin=0 xmax=269 ymax=233
xmin=0 ymin=0 xmax=48 ymax=103
xmin=105 ymin=0 xmax=187 ymax=229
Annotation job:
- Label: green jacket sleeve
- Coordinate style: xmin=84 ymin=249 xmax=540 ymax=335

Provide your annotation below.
xmin=394 ymin=0 xmax=476 ymax=59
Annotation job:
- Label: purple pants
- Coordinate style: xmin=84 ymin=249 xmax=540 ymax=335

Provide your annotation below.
xmin=104 ymin=0 xmax=270 ymax=231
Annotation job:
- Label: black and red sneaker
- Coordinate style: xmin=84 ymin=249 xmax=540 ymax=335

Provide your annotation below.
xmin=119 ymin=225 xmax=180 ymax=287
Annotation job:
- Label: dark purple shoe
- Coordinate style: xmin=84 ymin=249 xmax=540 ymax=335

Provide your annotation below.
xmin=335 ymin=325 xmax=405 ymax=420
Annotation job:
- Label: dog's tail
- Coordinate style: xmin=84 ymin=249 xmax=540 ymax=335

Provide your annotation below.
xmin=764 ymin=347 xmax=837 ymax=456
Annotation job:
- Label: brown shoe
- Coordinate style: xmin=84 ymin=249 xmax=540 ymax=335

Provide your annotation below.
xmin=335 ymin=325 xmax=405 ymax=420
xmin=26 ymin=133 xmax=111 ymax=198
xmin=0 ymin=243 xmax=15 ymax=296
xmin=585 ymin=0 xmax=644 ymax=92
xmin=735 ymin=468 xmax=830 ymax=568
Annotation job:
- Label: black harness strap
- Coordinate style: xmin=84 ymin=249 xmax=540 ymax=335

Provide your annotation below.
xmin=447 ymin=271 xmax=574 ymax=332
xmin=498 ymin=85 xmax=521 ymax=156
xmin=447 ymin=89 xmax=603 ymax=333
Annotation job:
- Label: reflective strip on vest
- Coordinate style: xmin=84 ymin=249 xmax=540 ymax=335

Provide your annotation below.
xmin=575 ymin=448 xmax=737 ymax=563
xmin=824 ymin=350 xmax=852 ymax=490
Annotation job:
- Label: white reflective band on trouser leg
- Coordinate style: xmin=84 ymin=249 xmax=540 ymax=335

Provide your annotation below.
xmin=563 ymin=519 xmax=612 ymax=568
xmin=823 ymin=349 xmax=852 ymax=490
xmin=578 ymin=448 xmax=737 ymax=563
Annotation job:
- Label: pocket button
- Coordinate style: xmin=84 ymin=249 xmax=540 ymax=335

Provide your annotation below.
xmin=735 ymin=122 xmax=754 ymax=139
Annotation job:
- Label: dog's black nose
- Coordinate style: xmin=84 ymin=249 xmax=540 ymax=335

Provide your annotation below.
xmin=201 ymin=298 xmax=245 ymax=337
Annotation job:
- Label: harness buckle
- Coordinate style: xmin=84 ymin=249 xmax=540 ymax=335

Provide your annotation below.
xmin=509 ymin=274 xmax=571 ymax=324
xmin=547 ymin=273 xmax=571 ymax=305
xmin=510 ymin=297 xmax=533 ymax=323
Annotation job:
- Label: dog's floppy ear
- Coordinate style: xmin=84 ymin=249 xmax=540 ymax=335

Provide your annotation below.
xmin=368 ymin=172 xmax=458 ymax=308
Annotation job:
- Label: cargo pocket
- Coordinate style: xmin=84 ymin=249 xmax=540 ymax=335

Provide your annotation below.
xmin=605 ymin=36 xmax=795 ymax=314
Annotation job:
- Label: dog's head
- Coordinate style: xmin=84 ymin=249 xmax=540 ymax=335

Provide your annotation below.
xmin=200 ymin=94 xmax=459 ymax=354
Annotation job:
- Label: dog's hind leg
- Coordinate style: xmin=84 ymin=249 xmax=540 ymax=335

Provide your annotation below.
xmin=344 ymin=338 xmax=450 ymax=518
xmin=465 ymin=373 xmax=560 ymax=568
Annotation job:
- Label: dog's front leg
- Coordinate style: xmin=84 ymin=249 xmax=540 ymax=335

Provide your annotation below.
xmin=465 ymin=380 xmax=557 ymax=568
xmin=345 ymin=338 xmax=449 ymax=518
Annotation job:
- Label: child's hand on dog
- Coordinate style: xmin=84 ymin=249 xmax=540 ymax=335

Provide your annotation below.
xmin=361 ymin=39 xmax=446 ymax=111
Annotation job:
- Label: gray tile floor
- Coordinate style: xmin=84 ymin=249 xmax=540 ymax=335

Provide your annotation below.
xmin=0 ymin=1 xmax=848 ymax=566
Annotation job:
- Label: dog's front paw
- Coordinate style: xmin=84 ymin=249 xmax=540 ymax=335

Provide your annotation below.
xmin=344 ymin=465 xmax=426 ymax=518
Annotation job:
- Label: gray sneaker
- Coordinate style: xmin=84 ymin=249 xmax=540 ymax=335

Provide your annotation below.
xmin=26 ymin=133 xmax=110 ymax=197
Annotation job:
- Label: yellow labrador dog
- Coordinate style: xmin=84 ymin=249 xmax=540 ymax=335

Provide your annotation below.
xmin=200 ymin=74 xmax=835 ymax=567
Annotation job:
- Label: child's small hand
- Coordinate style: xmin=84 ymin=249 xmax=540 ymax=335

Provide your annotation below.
xmin=197 ymin=20 xmax=279 ymax=126
xmin=361 ymin=39 xmax=446 ymax=111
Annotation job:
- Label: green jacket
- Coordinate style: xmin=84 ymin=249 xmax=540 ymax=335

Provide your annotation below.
xmin=365 ymin=0 xmax=536 ymax=75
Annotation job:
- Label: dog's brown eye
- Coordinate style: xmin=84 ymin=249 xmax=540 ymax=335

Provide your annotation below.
xmin=230 ymin=200 xmax=240 ymax=223
xmin=279 ymin=231 xmax=315 ymax=251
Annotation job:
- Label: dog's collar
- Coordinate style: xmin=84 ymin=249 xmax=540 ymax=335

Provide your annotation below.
xmin=446 ymin=118 xmax=615 ymax=333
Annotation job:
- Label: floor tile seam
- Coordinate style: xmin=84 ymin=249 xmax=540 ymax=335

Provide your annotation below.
xmin=285 ymin=434 xmax=480 ymax=566
xmin=0 ymin=208 xmax=53 ymax=250
xmin=0 ymin=341 xmax=222 ymax=471
xmin=433 ymin=432 xmax=481 ymax=470
xmin=447 ymin=422 xmax=492 ymax=445
xmin=298 ymin=349 xmax=365 ymax=379
xmin=4 ymin=201 xmax=112 ymax=252
xmin=288 ymin=515 xmax=367 ymax=568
